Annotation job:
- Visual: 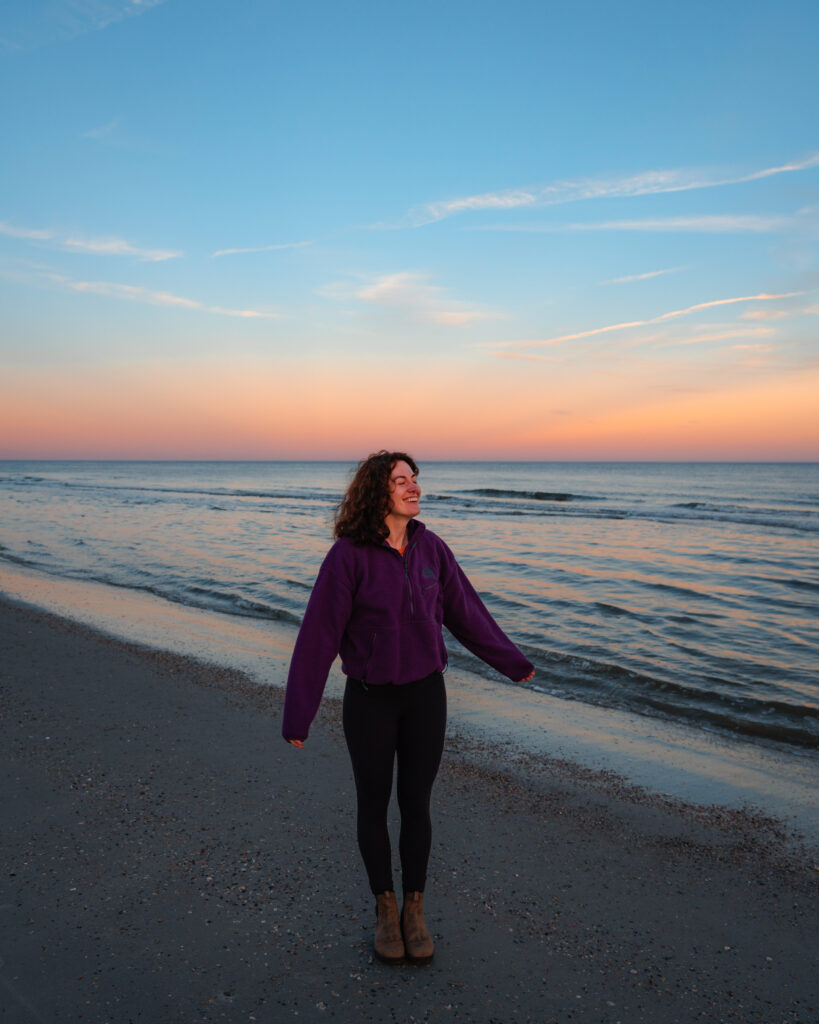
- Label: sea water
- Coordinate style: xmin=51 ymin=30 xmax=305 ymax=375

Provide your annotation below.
xmin=1 ymin=460 xmax=816 ymax=750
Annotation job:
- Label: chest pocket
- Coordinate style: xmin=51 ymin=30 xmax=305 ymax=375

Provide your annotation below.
xmin=420 ymin=578 xmax=441 ymax=620
xmin=415 ymin=563 xmax=441 ymax=617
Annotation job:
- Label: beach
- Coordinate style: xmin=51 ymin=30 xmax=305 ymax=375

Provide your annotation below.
xmin=3 ymin=460 xmax=817 ymax=751
xmin=2 ymin=595 xmax=817 ymax=1024
xmin=4 ymin=0 xmax=818 ymax=1015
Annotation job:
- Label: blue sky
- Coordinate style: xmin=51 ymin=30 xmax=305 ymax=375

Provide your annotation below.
xmin=1 ymin=0 xmax=817 ymax=458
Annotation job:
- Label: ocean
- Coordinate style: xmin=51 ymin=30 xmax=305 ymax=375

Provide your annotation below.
xmin=1 ymin=460 xmax=817 ymax=751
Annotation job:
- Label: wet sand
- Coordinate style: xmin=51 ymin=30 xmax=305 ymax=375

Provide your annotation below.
xmin=3 ymin=560 xmax=816 ymax=841
xmin=1 ymin=596 xmax=817 ymax=1024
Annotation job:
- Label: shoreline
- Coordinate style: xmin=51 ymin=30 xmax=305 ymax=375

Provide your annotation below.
xmin=1 ymin=560 xmax=818 ymax=846
xmin=4 ymin=589 xmax=809 ymax=854
xmin=1 ymin=594 xmax=818 ymax=1023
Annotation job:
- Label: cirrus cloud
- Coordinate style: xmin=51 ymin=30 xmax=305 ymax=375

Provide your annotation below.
xmin=325 ymin=271 xmax=496 ymax=327
xmin=211 ymin=240 xmax=313 ymax=258
xmin=1 ymin=218 xmax=182 ymax=262
xmin=490 ymin=292 xmax=803 ymax=354
xmin=602 ymin=267 xmax=682 ymax=285
xmin=473 ymin=215 xmax=792 ymax=234
xmin=0 ymin=220 xmax=54 ymax=241
xmin=64 ymin=235 xmax=182 ymax=262
xmin=401 ymin=153 xmax=819 ymax=226
xmin=8 ymin=268 xmax=281 ymax=320
xmin=4 ymin=0 xmax=167 ymax=50
xmin=62 ymin=276 xmax=277 ymax=318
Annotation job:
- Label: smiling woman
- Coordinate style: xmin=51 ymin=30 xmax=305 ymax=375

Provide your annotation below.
xmin=331 ymin=451 xmax=421 ymax=548
xmin=385 ymin=458 xmax=422 ymax=536
xmin=281 ymin=449 xmax=534 ymax=966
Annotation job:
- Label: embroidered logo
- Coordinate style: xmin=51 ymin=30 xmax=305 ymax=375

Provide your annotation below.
xmin=422 ymin=567 xmax=436 ymax=578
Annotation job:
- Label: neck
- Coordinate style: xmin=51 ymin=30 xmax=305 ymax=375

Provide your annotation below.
xmin=384 ymin=514 xmax=410 ymax=550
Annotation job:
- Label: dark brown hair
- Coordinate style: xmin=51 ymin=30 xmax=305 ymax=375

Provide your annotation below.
xmin=334 ymin=450 xmax=419 ymax=545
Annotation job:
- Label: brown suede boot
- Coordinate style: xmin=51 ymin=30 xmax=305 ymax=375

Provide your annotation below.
xmin=401 ymin=891 xmax=434 ymax=964
xmin=373 ymin=891 xmax=405 ymax=964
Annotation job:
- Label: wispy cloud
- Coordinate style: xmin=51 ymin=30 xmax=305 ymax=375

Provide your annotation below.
xmin=81 ymin=117 xmax=120 ymax=140
xmin=64 ymin=235 xmax=182 ymax=262
xmin=211 ymin=241 xmax=312 ymax=258
xmin=602 ymin=268 xmax=681 ymax=285
xmin=65 ymin=278 xmax=276 ymax=318
xmin=476 ymin=215 xmax=790 ymax=234
xmin=351 ymin=271 xmax=493 ymax=326
xmin=578 ymin=215 xmax=789 ymax=233
xmin=741 ymin=308 xmax=790 ymax=321
xmin=1 ymin=219 xmax=181 ymax=261
xmin=6 ymin=0 xmax=167 ymax=49
xmin=492 ymin=292 xmax=802 ymax=352
xmin=68 ymin=279 xmax=200 ymax=309
xmin=27 ymin=269 xmax=279 ymax=319
xmin=669 ymin=327 xmax=774 ymax=346
xmin=403 ymin=153 xmax=819 ymax=226
xmin=0 ymin=220 xmax=54 ymax=241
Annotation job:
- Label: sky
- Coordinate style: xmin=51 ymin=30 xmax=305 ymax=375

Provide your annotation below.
xmin=1 ymin=0 xmax=818 ymax=460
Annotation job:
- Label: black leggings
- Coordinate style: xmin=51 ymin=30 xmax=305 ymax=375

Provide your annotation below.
xmin=342 ymin=671 xmax=447 ymax=895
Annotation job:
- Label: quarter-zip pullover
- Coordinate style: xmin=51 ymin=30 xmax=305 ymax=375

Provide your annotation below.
xmin=282 ymin=519 xmax=534 ymax=741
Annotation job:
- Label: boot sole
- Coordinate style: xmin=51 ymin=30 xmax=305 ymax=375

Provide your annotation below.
xmin=374 ymin=949 xmax=406 ymax=965
xmin=405 ymin=951 xmax=434 ymax=965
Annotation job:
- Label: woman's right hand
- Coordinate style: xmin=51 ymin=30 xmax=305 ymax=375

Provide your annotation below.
xmin=288 ymin=739 xmax=305 ymax=749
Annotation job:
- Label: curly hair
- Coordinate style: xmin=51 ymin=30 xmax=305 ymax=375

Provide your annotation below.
xmin=334 ymin=450 xmax=419 ymax=545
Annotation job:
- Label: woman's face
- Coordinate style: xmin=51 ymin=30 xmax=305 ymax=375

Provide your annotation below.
xmin=387 ymin=459 xmax=421 ymax=520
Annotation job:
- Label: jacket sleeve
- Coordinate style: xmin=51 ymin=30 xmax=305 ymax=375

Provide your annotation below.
xmin=440 ymin=545 xmax=534 ymax=682
xmin=281 ymin=558 xmax=354 ymax=742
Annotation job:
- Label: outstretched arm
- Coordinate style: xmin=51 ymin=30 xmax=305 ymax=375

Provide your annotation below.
xmin=441 ymin=551 xmax=534 ymax=683
xmin=282 ymin=562 xmax=353 ymax=743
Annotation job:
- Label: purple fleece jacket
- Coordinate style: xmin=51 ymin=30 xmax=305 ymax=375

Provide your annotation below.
xmin=281 ymin=518 xmax=534 ymax=741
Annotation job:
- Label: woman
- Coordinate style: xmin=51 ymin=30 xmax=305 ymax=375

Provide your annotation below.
xmin=282 ymin=451 xmax=534 ymax=965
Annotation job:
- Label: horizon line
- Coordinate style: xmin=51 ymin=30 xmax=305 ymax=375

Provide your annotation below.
xmin=1 ymin=456 xmax=816 ymax=465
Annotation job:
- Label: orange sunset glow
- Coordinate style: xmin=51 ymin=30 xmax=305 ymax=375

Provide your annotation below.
xmin=2 ymin=354 xmax=817 ymax=460
xmin=2 ymin=1 xmax=818 ymax=461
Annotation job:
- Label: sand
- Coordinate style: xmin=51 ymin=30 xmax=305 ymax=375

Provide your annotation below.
xmin=1 ymin=596 xmax=817 ymax=1024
